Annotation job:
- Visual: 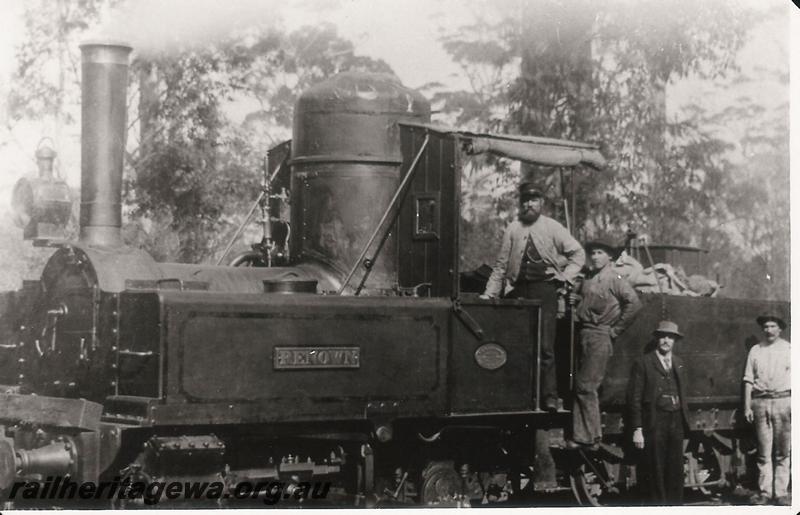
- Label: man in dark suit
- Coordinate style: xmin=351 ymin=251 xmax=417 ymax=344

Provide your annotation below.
xmin=627 ymin=320 xmax=690 ymax=505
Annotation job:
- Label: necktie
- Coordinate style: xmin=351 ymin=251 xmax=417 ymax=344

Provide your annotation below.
xmin=665 ymin=358 xmax=671 ymax=371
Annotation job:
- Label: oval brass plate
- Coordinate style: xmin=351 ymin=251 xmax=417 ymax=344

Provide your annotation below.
xmin=474 ymin=342 xmax=507 ymax=370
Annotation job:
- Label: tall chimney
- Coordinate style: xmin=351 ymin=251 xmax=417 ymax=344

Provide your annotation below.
xmin=79 ymin=41 xmax=132 ymax=247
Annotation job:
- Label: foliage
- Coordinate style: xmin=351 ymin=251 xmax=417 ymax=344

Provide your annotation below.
xmin=1 ymin=0 xmax=116 ymax=287
xmin=125 ymin=22 xmax=393 ymax=263
xmin=437 ymin=0 xmax=787 ymax=300
xmin=6 ymin=0 xmax=113 ymax=124
xmin=4 ymin=0 xmax=395 ymax=274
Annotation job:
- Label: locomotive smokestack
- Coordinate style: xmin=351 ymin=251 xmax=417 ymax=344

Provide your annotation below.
xmin=79 ymin=41 xmax=132 ymax=247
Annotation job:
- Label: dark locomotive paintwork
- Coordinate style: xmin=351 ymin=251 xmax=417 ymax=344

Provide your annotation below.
xmin=604 ymin=294 xmax=790 ymax=407
xmin=291 ymin=72 xmax=431 ymax=291
xmin=104 ymin=292 xmax=544 ymax=423
xmin=0 ymin=40 xmax=789 ymax=507
xmin=397 ymin=125 xmax=461 ymax=297
xmin=79 ymin=42 xmax=131 ymax=247
xmin=594 ymin=293 xmax=790 ymax=438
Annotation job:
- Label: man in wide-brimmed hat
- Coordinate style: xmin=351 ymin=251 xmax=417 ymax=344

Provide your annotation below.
xmin=481 ymin=181 xmax=585 ymax=412
xmin=743 ymin=314 xmax=791 ymax=506
xmin=567 ymin=239 xmax=640 ymax=449
xmin=627 ymin=320 xmax=690 ymax=505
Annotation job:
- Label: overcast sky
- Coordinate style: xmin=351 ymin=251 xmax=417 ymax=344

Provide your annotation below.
xmin=0 ymin=0 xmax=795 ymax=208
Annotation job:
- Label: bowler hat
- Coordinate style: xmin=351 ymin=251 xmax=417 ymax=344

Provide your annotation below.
xmin=653 ymin=320 xmax=684 ymax=339
xmin=518 ymin=182 xmax=543 ymax=198
xmin=756 ymin=314 xmax=786 ymax=330
xmin=585 ymin=240 xmax=618 ymax=258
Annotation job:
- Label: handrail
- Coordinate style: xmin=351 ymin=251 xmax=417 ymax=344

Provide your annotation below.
xmin=338 ymin=135 xmax=430 ymax=295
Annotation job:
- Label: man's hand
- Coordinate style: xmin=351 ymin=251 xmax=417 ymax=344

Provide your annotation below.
xmin=744 ymin=407 xmax=754 ymax=423
xmin=633 ymin=428 xmax=644 ymax=449
xmin=568 ymin=292 xmax=581 ymax=305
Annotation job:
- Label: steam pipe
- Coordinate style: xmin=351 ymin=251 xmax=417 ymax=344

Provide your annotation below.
xmin=79 ymin=41 xmax=132 ymax=247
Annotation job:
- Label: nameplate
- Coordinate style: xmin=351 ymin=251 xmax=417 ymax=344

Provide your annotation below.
xmin=274 ymin=347 xmax=361 ymax=369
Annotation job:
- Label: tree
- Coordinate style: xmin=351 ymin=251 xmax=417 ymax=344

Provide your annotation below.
xmin=1 ymin=0 xmax=116 ymax=288
xmin=435 ymin=0 xmax=789 ymax=302
xmin=124 ymin=23 xmax=393 ymax=263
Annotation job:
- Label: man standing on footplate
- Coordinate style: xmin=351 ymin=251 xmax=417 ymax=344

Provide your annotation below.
xmin=568 ymin=240 xmax=640 ymax=449
xmin=481 ymin=181 xmax=585 ymax=412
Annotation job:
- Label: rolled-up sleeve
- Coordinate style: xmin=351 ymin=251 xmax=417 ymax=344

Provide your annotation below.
xmin=484 ymin=226 xmax=512 ymax=298
xmin=742 ymin=347 xmax=755 ymax=384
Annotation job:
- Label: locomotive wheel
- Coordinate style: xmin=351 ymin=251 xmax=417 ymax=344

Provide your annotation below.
xmin=569 ymin=455 xmax=615 ymax=506
xmin=419 ymin=461 xmax=465 ymax=506
xmin=685 ymin=445 xmax=724 ymax=498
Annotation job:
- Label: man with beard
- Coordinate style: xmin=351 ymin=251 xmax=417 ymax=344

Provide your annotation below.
xmin=481 ymin=181 xmax=585 ymax=412
xmin=627 ymin=321 xmax=690 ymax=505
xmin=568 ymin=240 xmax=640 ymax=449
xmin=743 ymin=314 xmax=791 ymax=506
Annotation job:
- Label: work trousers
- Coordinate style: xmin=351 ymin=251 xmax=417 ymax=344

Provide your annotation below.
xmin=642 ymin=409 xmax=685 ymax=505
xmin=571 ymin=327 xmax=612 ymax=444
xmin=752 ymin=397 xmax=791 ymax=499
xmin=510 ymin=280 xmax=558 ymax=405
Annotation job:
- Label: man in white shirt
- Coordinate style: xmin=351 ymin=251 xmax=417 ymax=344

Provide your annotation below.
xmin=743 ymin=314 xmax=791 ymax=506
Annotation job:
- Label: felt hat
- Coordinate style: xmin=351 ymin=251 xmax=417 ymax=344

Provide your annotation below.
xmin=653 ymin=320 xmax=684 ymax=339
xmin=585 ymin=240 xmax=618 ymax=258
xmin=756 ymin=314 xmax=786 ymax=330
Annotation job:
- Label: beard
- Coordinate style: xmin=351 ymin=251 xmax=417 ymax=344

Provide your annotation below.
xmin=518 ymin=209 xmax=540 ymax=224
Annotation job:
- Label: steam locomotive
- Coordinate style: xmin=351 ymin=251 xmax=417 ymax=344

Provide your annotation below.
xmin=0 ymin=40 xmax=788 ymax=507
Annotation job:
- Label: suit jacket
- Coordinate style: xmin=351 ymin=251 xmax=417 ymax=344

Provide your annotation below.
xmin=627 ymin=351 xmax=690 ymax=432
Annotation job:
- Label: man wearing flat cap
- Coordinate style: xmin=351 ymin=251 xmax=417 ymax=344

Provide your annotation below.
xmin=568 ymin=240 xmax=640 ymax=449
xmin=743 ymin=314 xmax=791 ymax=506
xmin=627 ymin=320 xmax=690 ymax=505
xmin=481 ymin=181 xmax=585 ymax=411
